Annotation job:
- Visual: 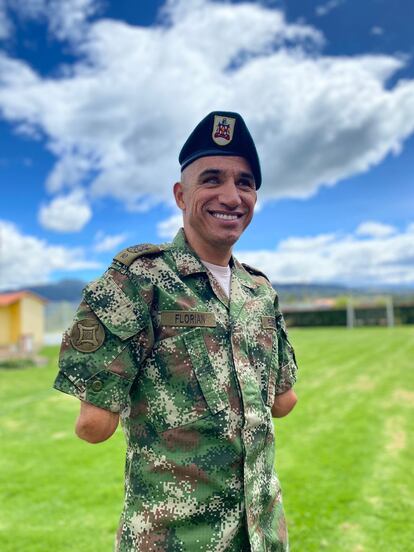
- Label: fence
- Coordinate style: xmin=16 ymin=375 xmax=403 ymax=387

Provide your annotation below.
xmin=283 ymin=303 xmax=414 ymax=328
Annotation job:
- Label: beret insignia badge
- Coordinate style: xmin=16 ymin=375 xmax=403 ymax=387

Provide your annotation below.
xmin=70 ymin=318 xmax=105 ymax=353
xmin=212 ymin=115 xmax=236 ymax=146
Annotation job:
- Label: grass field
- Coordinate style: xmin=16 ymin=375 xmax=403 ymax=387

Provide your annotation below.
xmin=1 ymin=327 xmax=413 ymax=551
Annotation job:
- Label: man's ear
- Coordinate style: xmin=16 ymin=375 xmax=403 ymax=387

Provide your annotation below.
xmin=173 ymin=181 xmax=185 ymax=211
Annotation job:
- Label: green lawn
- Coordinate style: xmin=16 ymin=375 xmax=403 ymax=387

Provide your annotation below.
xmin=1 ymin=327 xmax=413 ymax=551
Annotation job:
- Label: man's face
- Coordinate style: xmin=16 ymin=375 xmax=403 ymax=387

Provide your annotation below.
xmin=173 ymin=156 xmax=257 ymax=256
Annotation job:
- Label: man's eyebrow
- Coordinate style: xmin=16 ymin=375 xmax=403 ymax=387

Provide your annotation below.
xmin=239 ymin=171 xmax=254 ymax=180
xmin=198 ymin=168 xmax=255 ymax=179
xmin=198 ymin=169 xmax=222 ymax=179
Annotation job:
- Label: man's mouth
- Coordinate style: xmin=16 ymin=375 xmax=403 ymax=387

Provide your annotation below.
xmin=209 ymin=211 xmax=243 ymax=221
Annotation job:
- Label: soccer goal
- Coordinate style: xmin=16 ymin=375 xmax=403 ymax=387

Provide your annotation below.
xmin=346 ymin=297 xmax=395 ymax=328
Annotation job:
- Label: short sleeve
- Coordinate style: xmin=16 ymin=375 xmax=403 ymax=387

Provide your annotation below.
xmin=53 ymin=272 xmax=152 ymax=413
xmin=275 ymin=299 xmax=298 ymax=395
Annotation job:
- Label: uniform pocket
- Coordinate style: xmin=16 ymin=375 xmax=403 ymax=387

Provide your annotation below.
xmin=183 ymin=329 xmax=227 ymax=415
xmin=265 ymin=332 xmax=278 ymax=407
xmin=275 ymin=327 xmax=298 ymax=394
xmin=252 ymin=325 xmax=278 ymax=408
xmin=147 ymin=328 xmax=227 ymax=430
xmin=246 ymin=323 xmax=277 ymax=408
xmin=83 ymin=275 xmax=148 ymax=340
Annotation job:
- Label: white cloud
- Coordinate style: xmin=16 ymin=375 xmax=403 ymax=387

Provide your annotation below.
xmin=0 ymin=220 xmax=100 ymax=290
xmin=371 ymin=26 xmax=384 ymax=36
xmin=0 ymin=0 xmax=414 ymax=210
xmin=38 ymin=189 xmax=92 ymax=232
xmin=0 ymin=0 xmax=11 ymax=39
xmin=94 ymin=231 xmax=127 ymax=253
xmin=316 ymin=0 xmax=345 ymax=17
xmin=237 ymin=222 xmax=414 ymax=286
xmin=5 ymin=0 xmax=100 ymax=41
xmin=356 ymin=221 xmax=396 ymax=238
xmin=157 ymin=213 xmax=183 ymax=240
xmin=47 ymin=0 xmax=100 ymax=41
xmin=45 ymin=155 xmax=94 ymax=193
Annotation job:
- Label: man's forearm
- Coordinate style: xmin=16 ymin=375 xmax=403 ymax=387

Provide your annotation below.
xmin=75 ymin=400 xmax=120 ymax=443
xmin=271 ymin=388 xmax=297 ymax=418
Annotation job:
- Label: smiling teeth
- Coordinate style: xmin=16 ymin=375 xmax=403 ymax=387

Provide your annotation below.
xmin=212 ymin=213 xmax=238 ymax=220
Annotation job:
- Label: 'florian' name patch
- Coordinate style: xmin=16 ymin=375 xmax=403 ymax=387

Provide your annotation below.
xmin=160 ymin=311 xmax=216 ymax=327
xmin=261 ymin=316 xmax=276 ymax=330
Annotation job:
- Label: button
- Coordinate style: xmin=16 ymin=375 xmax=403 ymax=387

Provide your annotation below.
xmin=91 ymin=379 xmax=103 ymax=392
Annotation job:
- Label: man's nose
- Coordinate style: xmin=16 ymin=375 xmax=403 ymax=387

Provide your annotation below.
xmin=218 ymin=180 xmax=242 ymax=208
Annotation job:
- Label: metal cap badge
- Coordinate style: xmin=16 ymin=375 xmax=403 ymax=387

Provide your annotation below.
xmin=179 ymin=111 xmax=262 ymax=189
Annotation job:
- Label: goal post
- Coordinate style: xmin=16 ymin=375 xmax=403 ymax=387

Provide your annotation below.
xmin=348 ymin=296 xmax=395 ymax=328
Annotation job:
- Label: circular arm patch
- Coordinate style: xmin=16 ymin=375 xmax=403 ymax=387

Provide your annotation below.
xmin=70 ymin=318 xmax=105 ymax=353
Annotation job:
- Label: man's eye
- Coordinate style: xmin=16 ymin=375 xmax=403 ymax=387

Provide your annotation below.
xmin=204 ymin=177 xmax=219 ymax=184
xmin=238 ymin=179 xmax=255 ymax=189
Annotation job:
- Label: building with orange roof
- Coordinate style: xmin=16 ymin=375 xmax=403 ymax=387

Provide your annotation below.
xmin=0 ymin=291 xmax=47 ymax=353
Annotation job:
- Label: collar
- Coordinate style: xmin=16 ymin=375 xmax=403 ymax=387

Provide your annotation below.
xmin=232 ymin=258 xmax=257 ymax=289
xmin=169 ymin=228 xmax=208 ymax=277
xmin=168 ymin=228 xmax=257 ymax=289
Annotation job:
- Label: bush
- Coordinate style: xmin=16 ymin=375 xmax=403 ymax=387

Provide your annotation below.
xmin=0 ymin=358 xmax=36 ymax=369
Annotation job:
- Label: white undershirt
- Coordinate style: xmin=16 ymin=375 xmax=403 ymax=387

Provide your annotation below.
xmin=201 ymin=259 xmax=232 ymax=298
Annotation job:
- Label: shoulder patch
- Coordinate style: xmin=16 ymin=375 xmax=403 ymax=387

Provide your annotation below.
xmin=241 ymin=262 xmax=271 ymax=284
xmin=113 ymin=243 xmax=162 ymax=267
xmin=70 ymin=317 xmax=105 ymax=353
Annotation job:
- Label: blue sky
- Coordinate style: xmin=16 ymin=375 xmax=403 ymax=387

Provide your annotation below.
xmin=0 ymin=0 xmax=413 ymax=289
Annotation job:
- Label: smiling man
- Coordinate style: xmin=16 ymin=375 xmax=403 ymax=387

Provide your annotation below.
xmin=175 ymin=155 xmax=256 ymax=264
xmin=53 ymin=111 xmax=298 ymax=552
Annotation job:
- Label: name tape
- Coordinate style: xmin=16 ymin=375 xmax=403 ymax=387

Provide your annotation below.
xmin=261 ymin=316 xmax=276 ymax=330
xmin=160 ymin=311 xmax=217 ymax=327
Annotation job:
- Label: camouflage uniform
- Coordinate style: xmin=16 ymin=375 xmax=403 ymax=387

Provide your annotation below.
xmin=54 ymin=229 xmax=298 ymax=552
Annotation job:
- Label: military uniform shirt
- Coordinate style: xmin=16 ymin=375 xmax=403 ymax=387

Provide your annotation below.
xmin=54 ymin=229 xmax=298 ymax=552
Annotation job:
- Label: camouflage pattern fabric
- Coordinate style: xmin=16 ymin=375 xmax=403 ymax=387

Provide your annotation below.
xmin=54 ymin=228 xmax=298 ymax=552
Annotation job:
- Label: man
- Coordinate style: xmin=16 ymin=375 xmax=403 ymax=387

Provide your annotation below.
xmin=54 ymin=111 xmax=298 ymax=551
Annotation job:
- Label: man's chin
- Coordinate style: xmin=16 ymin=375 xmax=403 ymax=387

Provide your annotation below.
xmin=209 ymin=232 xmax=240 ymax=249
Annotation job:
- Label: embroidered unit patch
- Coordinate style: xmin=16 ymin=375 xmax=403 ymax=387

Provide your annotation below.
xmin=70 ymin=318 xmax=105 ymax=352
xmin=261 ymin=316 xmax=276 ymax=330
xmin=212 ymin=115 xmax=236 ymax=146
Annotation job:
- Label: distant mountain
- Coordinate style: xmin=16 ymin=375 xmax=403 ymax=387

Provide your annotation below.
xmin=10 ymin=278 xmax=414 ymax=304
xmin=26 ymin=279 xmax=86 ymax=302
xmin=273 ymin=282 xmax=414 ymax=303
xmin=273 ymin=282 xmax=347 ymax=297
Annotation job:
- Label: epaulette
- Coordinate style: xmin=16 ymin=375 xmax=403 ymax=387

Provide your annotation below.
xmin=113 ymin=243 xmax=163 ymax=267
xmin=242 ymin=262 xmax=271 ymax=284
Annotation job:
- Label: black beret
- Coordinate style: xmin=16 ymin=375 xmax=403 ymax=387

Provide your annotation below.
xmin=179 ymin=111 xmax=262 ymax=189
